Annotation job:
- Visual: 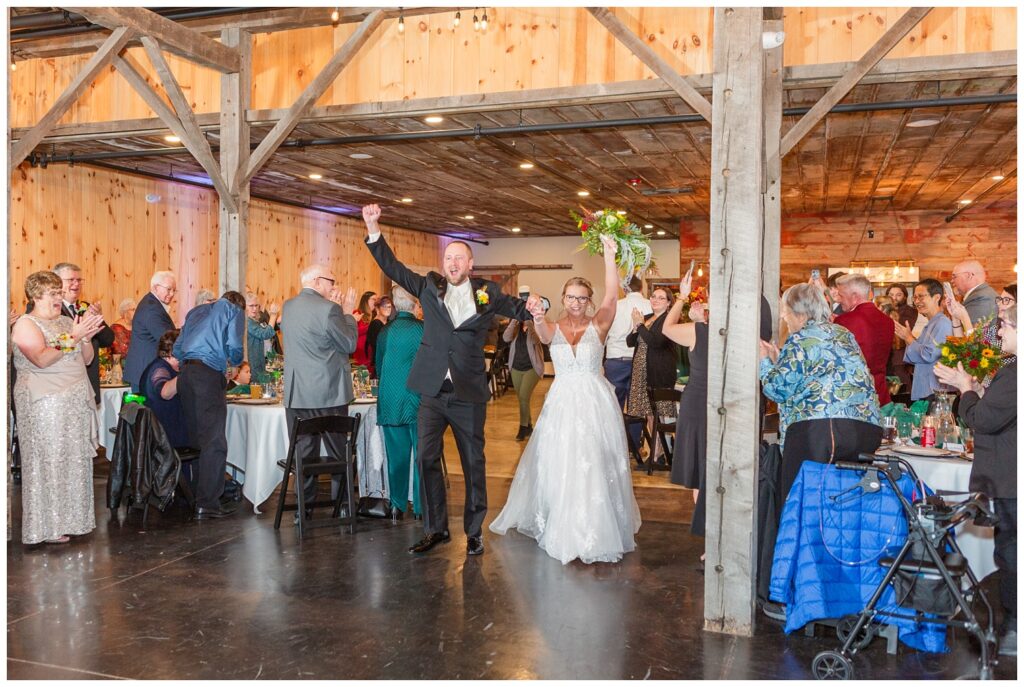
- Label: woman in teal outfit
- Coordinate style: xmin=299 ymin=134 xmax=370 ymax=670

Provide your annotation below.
xmin=375 ymin=286 xmax=424 ymax=519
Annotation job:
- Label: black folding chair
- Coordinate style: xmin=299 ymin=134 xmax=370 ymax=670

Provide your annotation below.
xmin=623 ymin=413 xmax=652 ymax=467
xmin=645 ymin=386 xmax=681 ymax=474
xmin=273 ymin=414 xmax=361 ymax=539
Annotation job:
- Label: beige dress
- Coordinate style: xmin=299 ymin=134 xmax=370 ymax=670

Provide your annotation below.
xmin=12 ymin=315 xmax=97 ymax=544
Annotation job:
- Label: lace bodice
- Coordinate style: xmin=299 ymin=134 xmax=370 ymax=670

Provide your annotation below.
xmin=550 ymin=322 xmax=603 ymax=376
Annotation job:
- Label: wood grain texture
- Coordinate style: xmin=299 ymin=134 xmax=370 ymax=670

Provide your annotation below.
xmin=8 ymin=164 xmax=442 ymax=325
xmin=15 ymin=7 xmax=1012 ymax=129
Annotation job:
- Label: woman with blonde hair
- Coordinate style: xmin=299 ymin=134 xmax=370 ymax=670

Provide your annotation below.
xmin=490 ymin=236 xmax=641 ymax=564
xmin=11 ymin=271 xmax=105 ymax=544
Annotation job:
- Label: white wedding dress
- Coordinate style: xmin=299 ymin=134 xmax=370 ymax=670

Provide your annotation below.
xmin=490 ymin=322 xmax=642 ymax=564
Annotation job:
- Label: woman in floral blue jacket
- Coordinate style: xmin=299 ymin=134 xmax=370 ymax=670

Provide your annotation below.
xmin=759 ymin=283 xmax=882 ymax=501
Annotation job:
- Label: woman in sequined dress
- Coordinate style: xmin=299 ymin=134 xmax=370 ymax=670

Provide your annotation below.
xmin=10 ymin=271 xmax=105 ymax=545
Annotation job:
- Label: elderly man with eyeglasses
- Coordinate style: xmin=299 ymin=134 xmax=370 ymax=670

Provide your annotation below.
xmin=948 ymin=260 xmax=999 ymax=330
xmin=125 ymin=270 xmax=177 ymax=392
xmin=52 ymin=262 xmax=115 ymax=405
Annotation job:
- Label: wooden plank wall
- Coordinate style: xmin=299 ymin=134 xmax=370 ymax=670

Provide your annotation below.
xmin=8 ymin=164 xmax=442 ymax=322
xmin=677 ymin=203 xmax=1018 ymax=293
xmin=9 ymin=7 xmax=1016 ymax=128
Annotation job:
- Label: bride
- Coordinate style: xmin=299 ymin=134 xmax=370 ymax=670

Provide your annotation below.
xmin=490 ymin=235 xmax=641 ymax=564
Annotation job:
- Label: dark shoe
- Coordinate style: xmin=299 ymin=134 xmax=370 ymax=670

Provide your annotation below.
xmin=761 ymin=601 xmax=787 ymax=622
xmin=515 ymin=425 xmax=528 ymax=441
xmin=467 ymin=536 xmax=484 ymax=556
xmin=408 ymin=531 xmax=451 ymax=554
xmin=999 ymin=629 xmax=1017 ymax=657
xmin=523 ymin=424 xmax=533 ymax=439
xmin=195 ymin=504 xmax=238 ymax=520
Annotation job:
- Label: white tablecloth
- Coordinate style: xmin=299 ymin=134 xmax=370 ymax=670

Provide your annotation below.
xmin=896 ymin=452 xmax=997 ymax=581
xmin=98 ymin=393 xmax=391 ymax=510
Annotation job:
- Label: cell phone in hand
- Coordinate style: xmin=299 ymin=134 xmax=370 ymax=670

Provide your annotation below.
xmin=943 ymin=281 xmax=955 ymax=298
xmin=811 ymin=269 xmax=820 ymax=280
xmin=685 ymin=259 xmax=695 ymax=280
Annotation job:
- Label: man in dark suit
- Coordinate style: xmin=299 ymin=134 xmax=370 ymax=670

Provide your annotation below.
xmin=362 ymin=204 xmax=540 ymax=556
xmin=54 ymin=262 xmax=115 ymax=405
xmin=834 ymin=273 xmax=895 ymax=406
xmin=125 ymin=271 xmax=177 ymax=391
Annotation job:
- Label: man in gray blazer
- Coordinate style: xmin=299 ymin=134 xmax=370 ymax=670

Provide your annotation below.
xmin=280 ymin=263 xmax=358 ymax=510
xmin=951 ymin=259 xmax=999 ymax=326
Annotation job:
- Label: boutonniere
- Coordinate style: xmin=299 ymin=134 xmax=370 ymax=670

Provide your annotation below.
xmin=72 ymin=301 xmax=89 ymax=317
xmin=475 ymin=288 xmax=490 ymax=306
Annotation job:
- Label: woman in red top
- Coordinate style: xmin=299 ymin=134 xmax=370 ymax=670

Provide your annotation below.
xmin=352 ymin=291 xmax=378 ymax=369
xmin=109 ymin=298 xmax=136 ymax=356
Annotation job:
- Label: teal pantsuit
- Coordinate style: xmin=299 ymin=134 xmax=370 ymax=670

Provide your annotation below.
xmin=375 ymin=311 xmax=424 ymax=514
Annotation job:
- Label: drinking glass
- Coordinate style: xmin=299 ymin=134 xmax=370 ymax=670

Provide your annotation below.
xmin=896 ymin=417 xmax=914 ymax=445
xmin=961 ymin=427 xmax=974 ymax=454
xmin=881 ymin=416 xmax=898 ymax=443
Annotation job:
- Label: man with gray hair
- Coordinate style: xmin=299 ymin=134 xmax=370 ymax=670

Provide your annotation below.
xmin=950 ymin=259 xmax=999 ymax=326
xmin=834 ymin=273 xmax=895 ymax=405
xmin=280 ymin=263 xmax=358 ymax=525
xmin=194 ymin=289 xmax=216 ymax=308
xmin=53 ymin=262 xmax=115 ymax=404
xmin=125 ymin=270 xmax=177 ymax=391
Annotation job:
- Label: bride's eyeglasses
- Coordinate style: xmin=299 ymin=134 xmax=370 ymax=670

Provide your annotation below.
xmin=565 ymin=295 xmax=591 ymax=304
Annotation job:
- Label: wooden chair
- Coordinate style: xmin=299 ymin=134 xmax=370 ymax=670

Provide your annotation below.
xmin=645 ymin=386 xmax=682 ymax=475
xmin=273 ymin=414 xmax=361 ymax=539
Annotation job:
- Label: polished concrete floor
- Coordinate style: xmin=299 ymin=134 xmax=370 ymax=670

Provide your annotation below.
xmin=6 ymin=382 xmax=1016 ymax=680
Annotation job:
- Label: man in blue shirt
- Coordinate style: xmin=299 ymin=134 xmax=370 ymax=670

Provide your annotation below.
xmin=174 ymin=290 xmax=246 ymax=519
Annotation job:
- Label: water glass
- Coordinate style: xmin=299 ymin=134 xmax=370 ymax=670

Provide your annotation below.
xmin=896 ymin=417 xmax=914 ymax=444
xmin=881 ymin=416 xmax=898 ymax=443
xmin=961 ymin=427 xmax=974 ymax=454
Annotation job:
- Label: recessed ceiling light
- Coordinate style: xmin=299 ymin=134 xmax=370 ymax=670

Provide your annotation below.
xmin=644 ymin=224 xmax=654 ymax=229
xmin=577 ymin=190 xmax=590 ymax=197
xmin=656 ymin=230 xmax=666 ymax=236
xmin=400 ymin=198 xmax=413 ymax=203
xmin=906 ymin=118 xmax=942 ymax=128
xmin=958 ymin=199 xmax=972 ymax=205
xmin=349 ymin=153 xmax=374 ymax=160
xmin=308 ymin=173 xmax=323 ymax=180
xmin=992 ymin=175 xmax=1005 ymax=181
xmin=424 ymin=115 xmax=444 ymax=124
xmin=164 ymin=135 xmax=181 ymax=143
xmin=511 ymin=227 xmax=521 ymax=233
xmin=519 ymin=162 xmax=535 ymax=170
xmin=463 ymin=215 xmax=474 ymax=220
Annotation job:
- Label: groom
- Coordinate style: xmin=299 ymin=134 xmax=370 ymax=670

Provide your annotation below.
xmin=362 ymin=204 xmax=541 ymax=555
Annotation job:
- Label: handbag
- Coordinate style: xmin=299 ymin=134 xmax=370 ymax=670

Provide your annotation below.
xmin=357 ymin=491 xmax=389 ymax=518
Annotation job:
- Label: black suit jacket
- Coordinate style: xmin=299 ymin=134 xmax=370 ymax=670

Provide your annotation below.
xmin=124 ymin=292 xmax=175 ymax=392
xmin=960 ymin=360 xmax=1017 ymax=499
xmin=367 ymin=235 xmax=530 ymax=403
xmin=62 ymin=301 xmax=115 ymax=405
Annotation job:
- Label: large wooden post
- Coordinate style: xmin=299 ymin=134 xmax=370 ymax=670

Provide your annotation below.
xmin=761 ymin=9 xmax=784 ymax=340
xmin=218 ymin=29 xmax=251 ymax=294
xmin=704 ymin=7 xmax=765 ymax=636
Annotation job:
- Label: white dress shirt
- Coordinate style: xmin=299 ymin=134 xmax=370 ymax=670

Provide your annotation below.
xmin=605 ymin=292 xmax=653 ymax=359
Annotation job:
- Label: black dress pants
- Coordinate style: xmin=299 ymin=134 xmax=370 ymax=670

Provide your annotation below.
xmin=994 ymin=498 xmax=1017 ymax=623
xmin=284 ymin=405 xmax=350 ymax=504
xmin=417 ymin=389 xmax=488 ymax=538
xmin=778 ymin=418 xmax=883 ymax=520
xmin=178 ymin=361 xmax=229 ymax=509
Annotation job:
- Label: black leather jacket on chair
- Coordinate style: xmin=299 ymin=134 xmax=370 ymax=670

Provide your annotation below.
xmin=108 ymin=403 xmax=181 ymax=512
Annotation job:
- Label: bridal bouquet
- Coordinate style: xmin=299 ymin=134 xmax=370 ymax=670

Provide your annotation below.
xmin=571 ymin=208 xmax=654 ymax=287
xmin=939 ymin=317 xmax=1002 ymax=383
xmin=50 ymin=332 xmax=77 ymax=353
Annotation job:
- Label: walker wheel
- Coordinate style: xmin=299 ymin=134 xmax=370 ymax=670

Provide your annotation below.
xmin=812 ymin=651 xmax=854 ymax=680
xmin=836 ymin=615 xmax=874 ymax=651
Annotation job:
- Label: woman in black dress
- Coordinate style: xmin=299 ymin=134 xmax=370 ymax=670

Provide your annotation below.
xmin=625 ymin=286 xmax=679 ymax=465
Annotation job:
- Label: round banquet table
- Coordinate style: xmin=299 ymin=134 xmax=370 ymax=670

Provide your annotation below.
xmin=878 ymin=448 xmax=997 ymax=581
xmin=99 ymin=392 xmax=405 ymax=513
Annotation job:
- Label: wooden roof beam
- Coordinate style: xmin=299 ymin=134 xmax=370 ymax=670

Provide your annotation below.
xmin=779 ymin=7 xmax=932 ymax=158
xmin=9 ymin=26 xmax=133 ymax=172
xmin=64 ymin=6 xmax=240 ymax=73
xmin=243 ymin=9 xmax=385 ymax=185
xmin=587 ymin=7 xmax=712 ymax=123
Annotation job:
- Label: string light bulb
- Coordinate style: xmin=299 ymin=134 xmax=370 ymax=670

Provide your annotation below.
xmin=481 ymin=10 xmax=488 ymax=30
xmin=697 ymin=265 xmax=704 ymax=278
xmin=453 ymin=11 xmax=461 ymax=28
xmin=473 ymin=11 xmax=480 ymax=31
xmin=398 ymin=10 xmax=405 ymax=33
xmin=9 ymin=62 xmax=16 ymax=72
xmin=330 ymin=7 xmax=339 ymax=22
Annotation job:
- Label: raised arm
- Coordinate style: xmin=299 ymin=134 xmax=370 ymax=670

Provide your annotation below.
xmin=362 ymin=204 xmax=428 ymax=297
xmin=593 ymin=235 xmax=621 ymax=338
xmin=663 ymin=294 xmax=699 ymax=349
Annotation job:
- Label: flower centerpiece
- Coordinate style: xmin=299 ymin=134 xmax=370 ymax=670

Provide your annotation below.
xmin=571 ymin=208 xmax=654 ymax=288
xmin=939 ymin=316 xmax=1003 ymax=382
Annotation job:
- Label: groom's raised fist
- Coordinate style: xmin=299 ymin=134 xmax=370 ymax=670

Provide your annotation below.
xmin=362 ymin=204 xmax=382 ymax=231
